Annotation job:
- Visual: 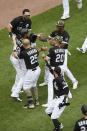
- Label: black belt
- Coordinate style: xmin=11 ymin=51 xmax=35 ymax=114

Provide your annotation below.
xmin=32 ymin=68 xmax=37 ymax=71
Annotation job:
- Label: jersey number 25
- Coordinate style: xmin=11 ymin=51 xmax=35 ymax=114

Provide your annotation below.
xmin=30 ymin=54 xmax=38 ymax=65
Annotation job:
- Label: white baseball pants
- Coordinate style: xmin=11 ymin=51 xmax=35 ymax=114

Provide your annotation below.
xmin=10 ymin=55 xmax=27 ymax=93
xmin=62 ymin=0 xmax=69 ymax=17
xmin=23 ymin=66 xmax=41 ymax=90
xmin=45 ymin=95 xmax=68 ymax=119
xmin=81 ymin=37 xmax=87 ymax=53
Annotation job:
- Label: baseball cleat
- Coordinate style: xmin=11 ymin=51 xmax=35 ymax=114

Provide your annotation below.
xmin=76 ymin=48 xmax=85 ymax=53
xmin=12 ymin=97 xmax=22 ymax=102
xmin=60 ymin=123 xmax=64 ymax=129
xmin=61 ymin=15 xmax=70 ymax=20
xmin=39 ymin=82 xmax=48 ymax=87
xmin=23 ymin=103 xmax=35 ymax=109
xmin=68 ymin=91 xmax=72 ymax=99
xmin=42 ymin=103 xmax=48 ymax=107
xmin=73 ymin=81 xmax=78 ymax=89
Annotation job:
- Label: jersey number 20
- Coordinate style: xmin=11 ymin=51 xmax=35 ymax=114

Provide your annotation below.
xmin=56 ymin=54 xmax=64 ymax=63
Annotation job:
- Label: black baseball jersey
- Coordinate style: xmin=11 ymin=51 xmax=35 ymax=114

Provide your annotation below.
xmin=49 ymin=30 xmax=70 ymax=49
xmin=48 ymin=46 xmax=65 ymax=67
xmin=18 ymin=47 xmax=39 ymax=69
xmin=53 ymin=76 xmax=69 ymax=97
xmin=74 ymin=117 xmax=87 ymax=131
xmin=10 ymin=16 xmax=32 ymax=39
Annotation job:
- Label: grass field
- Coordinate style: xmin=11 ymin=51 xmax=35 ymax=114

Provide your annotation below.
xmin=0 ymin=0 xmax=87 ymax=131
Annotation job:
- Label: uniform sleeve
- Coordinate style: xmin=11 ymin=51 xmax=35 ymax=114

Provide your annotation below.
xmin=63 ymin=32 xmax=70 ymax=43
xmin=49 ymin=31 xmax=56 ymax=38
xmin=27 ymin=19 xmax=32 ymax=30
xmin=18 ymin=51 xmax=25 ymax=59
xmin=29 ymin=19 xmax=32 ymax=29
xmin=10 ymin=17 xmax=19 ymax=28
xmin=74 ymin=121 xmax=80 ymax=131
xmin=47 ymin=48 xmax=53 ymax=58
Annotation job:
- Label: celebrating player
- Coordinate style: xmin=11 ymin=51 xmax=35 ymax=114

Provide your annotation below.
xmin=74 ymin=104 xmax=87 ymax=131
xmin=41 ymin=57 xmax=70 ymax=131
xmin=41 ymin=36 xmax=72 ymax=107
xmin=61 ymin=0 xmax=82 ymax=20
xmin=12 ymin=39 xmax=47 ymax=108
xmin=38 ymin=20 xmax=78 ymax=91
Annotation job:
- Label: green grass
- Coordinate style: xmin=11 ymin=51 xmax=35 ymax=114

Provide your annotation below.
xmin=0 ymin=0 xmax=87 ymax=131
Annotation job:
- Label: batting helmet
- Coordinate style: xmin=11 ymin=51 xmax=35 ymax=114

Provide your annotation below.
xmin=81 ymin=104 xmax=87 ymax=115
xmin=54 ymin=36 xmax=63 ymax=44
xmin=54 ymin=66 xmax=61 ymax=75
xmin=56 ymin=20 xmax=65 ymax=27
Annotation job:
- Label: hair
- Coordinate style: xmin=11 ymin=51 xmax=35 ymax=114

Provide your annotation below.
xmin=22 ymin=39 xmax=30 ymax=46
xmin=22 ymin=9 xmax=30 ymax=14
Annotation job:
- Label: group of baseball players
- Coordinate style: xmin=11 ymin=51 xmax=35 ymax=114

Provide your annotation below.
xmin=7 ymin=6 xmax=87 ymax=131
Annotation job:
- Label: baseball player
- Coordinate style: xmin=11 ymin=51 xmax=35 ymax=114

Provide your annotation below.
xmin=38 ymin=20 xmax=78 ymax=91
xmin=12 ymin=39 xmax=47 ymax=108
xmin=41 ymin=36 xmax=72 ymax=108
xmin=74 ymin=104 xmax=87 ymax=131
xmin=10 ymin=29 xmax=38 ymax=102
xmin=61 ymin=0 xmax=83 ymax=20
xmin=41 ymin=59 xmax=70 ymax=131
xmin=76 ymin=37 xmax=87 ymax=53
xmin=7 ymin=9 xmax=35 ymax=101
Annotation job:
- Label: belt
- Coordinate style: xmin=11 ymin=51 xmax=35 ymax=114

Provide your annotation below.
xmin=32 ymin=68 xmax=37 ymax=71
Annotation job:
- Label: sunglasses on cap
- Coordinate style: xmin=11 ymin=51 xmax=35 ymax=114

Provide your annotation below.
xmin=24 ymin=14 xmax=30 ymax=17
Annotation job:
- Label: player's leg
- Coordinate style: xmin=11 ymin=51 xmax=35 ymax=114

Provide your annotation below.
xmin=24 ymin=89 xmax=35 ymax=109
xmin=32 ymin=87 xmax=39 ymax=106
xmin=42 ymin=71 xmax=54 ymax=107
xmin=10 ymin=55 xmax=24 ymax=98
xmin=23 ymin=70 xmax=35 ymax=108
xmin=76 ymin=0 xmax=82 ymax=9
xmin=39 ymin=65 xmax=49 ymax=86
xmin=23 ymin=66 xmax=41 ymax=108
xmin=32 ymin=67 xmax=41 ymax=105
xmin=77 ymin=37 xmax=87 ymax=53
xmin=51 ymin=96 xmax=66 ymax=130
xmin=61 ymin=0 xmax=70 ymax=20
xmin=64 ymin=67 xmax=78 ymax=89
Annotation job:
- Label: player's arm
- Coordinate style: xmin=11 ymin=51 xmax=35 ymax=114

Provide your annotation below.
xmin=38 ymin=46 xmax=47 ymax=53
xmin=7 ymin=24 xmax=13 ymax=38
xmin=37 ymin=34 xmax=48 ymax=42
xmin=7 ymin=17 xmax=19 ymax=38
xmin=73 ymin=121 xmax=80 ymax=131
xmin=42 ymin=54 xmax=54 ymax=74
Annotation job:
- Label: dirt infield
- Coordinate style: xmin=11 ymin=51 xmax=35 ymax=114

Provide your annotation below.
xmin=0 ymin=0 xmax=62 ymax=29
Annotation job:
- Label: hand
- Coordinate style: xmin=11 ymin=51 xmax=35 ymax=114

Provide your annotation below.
xmin=13 ymin=51 xmax=18 ymax=59
xmin=41 ymin=46 xmax=47 ymax=51
xmin=42 ymin=53 xmax=46 ymax=58
xmin=37 ymin=33 xmax=43 ymax=40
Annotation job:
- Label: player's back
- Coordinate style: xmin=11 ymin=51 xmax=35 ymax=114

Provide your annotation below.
xmin=19 ymin=47 xmax=39 ymax=69
xmin=74 ymin=117 xmax=87 ymax=131
xmin=49 ymin=46 xmax=65 ymax=67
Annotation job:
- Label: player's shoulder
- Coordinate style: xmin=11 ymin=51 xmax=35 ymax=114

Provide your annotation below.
xmin=77 ymin=117 xmax=86 ymax=123
xmin=55 ymin=76 xmax=63 ymax=83
xmin=12 ymin=16 xmax=23 ymax=22
xmin=64 ymin=30 xmax=69 ymax=36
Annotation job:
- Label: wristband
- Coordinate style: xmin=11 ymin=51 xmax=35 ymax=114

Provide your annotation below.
xmin=9 ymin=32 xmax=13 ymax=38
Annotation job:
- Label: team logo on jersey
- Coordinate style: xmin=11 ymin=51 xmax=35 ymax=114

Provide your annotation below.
xmin=26 ymin=24 xmax=29 ymax=28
